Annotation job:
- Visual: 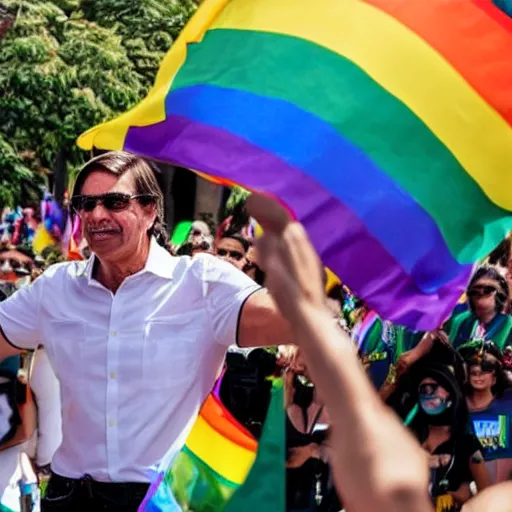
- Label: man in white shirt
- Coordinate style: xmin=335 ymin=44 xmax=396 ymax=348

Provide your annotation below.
xmin=0 ymin=151 xmax=291 ymax=511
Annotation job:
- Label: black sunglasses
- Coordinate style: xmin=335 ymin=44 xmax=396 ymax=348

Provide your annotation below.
xmin=469 ymin=366 xmax=494 ymax=377
xmin=418 ymin=383 xmax=440 ymax=396
xmin=467 ymin=285 xmax=498 ymax=298
xmin=71 ymin=193 xmax=155 ymax=213
xmin=216 ymin=248 xmax=244 ymax=261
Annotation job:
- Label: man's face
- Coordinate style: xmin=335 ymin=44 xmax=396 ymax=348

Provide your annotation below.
xmin=78 ymin=170 xmax=155 ymax=262
xmin=215 ymin=237 xmax=247 ymax=270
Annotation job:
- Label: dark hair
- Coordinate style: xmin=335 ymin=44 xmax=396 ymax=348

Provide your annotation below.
xmin=468 ymin=265 xmax=510 ymax=313
xmin=72 ymin=151 xmax=168 ymax=247
xmin=220 ymin=232 xmax=251 ymax=253
xmin=488 ymin=237 xmax=511 ymax=268
xmin=387 ymin=338 xmax=469 ymax=437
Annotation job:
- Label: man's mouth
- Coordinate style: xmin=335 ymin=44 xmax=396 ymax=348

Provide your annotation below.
xmin=88 ymin=228 xmax=119 ymax=240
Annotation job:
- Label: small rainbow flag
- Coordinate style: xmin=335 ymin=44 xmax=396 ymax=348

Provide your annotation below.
xmin=139 ymin=393 xmax=258 ymax=512
xmin=78 ymin=0 xmax=512 ymax=330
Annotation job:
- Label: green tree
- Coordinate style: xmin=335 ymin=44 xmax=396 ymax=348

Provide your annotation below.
xmin=0 ymin=0 xmax=197 ymax=206
xmin=0 ymin=133 xmax=42 ymax=208
xmin=79 ymin=0 xmax=198 ymax=90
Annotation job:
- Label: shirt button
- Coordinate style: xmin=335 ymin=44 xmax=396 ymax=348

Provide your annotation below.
xmin=110 ymin=331 xmax=117 ymax=337
xmin=109 ymin=419 xmax=116 ymax=427
xmin=109 ymin=372 xmax=116 ymax=380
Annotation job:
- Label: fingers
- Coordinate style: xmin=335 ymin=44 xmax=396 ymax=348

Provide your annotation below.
xmin=258 ymin=232 xmax=302 ymax=318
xmin=281 ymin=224 xmax=324 ymax=296
xmin=245 ymin=192 xmax=291 ymax=235
xmin=249 ymin=191 xmax=325 ymax=317
xmin=258 ymin=224 xmax=324 ymax=308
xmin=247 ymin=191 xmax=322 ymax=288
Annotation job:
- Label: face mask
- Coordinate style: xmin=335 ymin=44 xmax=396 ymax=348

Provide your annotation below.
xmin=419 ymin=395 xmax=451 ymax=416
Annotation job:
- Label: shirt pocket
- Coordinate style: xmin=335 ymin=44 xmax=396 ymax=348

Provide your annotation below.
xmin=47 ymin=320 xmax=86 ymax=386
xmin=142 ymin=316 xmax=202 ymax=390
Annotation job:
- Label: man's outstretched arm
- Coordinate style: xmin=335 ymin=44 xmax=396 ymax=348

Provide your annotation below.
xmin=248 ymin=193 xmax=432 ymax=512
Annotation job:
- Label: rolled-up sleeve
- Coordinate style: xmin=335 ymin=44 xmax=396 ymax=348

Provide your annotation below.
xmin=203 ymin=256 xmax=261 ymax=347
xmin=0 ymin=276 xmax=45 ymax=350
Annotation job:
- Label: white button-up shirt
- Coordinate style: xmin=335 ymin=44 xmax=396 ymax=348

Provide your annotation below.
xmin=0 ymin=239 xmax=260 ymax=482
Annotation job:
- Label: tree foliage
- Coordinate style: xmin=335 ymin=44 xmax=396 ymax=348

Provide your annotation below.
xmin=80 ymin=0 xmax=198 ymax=88
xmin=0 ymin=0 xmax=197 ymax=206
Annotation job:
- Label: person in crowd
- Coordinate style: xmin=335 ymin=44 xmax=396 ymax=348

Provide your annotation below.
xmin=460 ymin=341 xmax=512 ymax=483
xmin=388 ymin=337 xmax=489 ymax=511
xmin=447 ymin=266 xmax=512 ymax=350
xmin=246 ymin=193 xmax=432 ymax=512
xmin=181 ymin=219 xmax=214 ymax=255
xmin=461 ymin=341 xmax=508 ymax=413
xmin=243 ymin=245 xmax=265 ymax=286
xmin=487 ymin=235 xmax=512 ymax=308
xmin=0 ymin=278 xmax=62 ymax=512
xmin=186 ymin=219 xmax=213 ymax=247
xmin=281 ymin=346 xmax=335 ymax=512
xmin=0 ymin=153 xmax=292 ymax=511
xmin=214 ymin=232 xmax=251 ymax=271
xmin=396 ymin=265 xmax=512 ymax=377
xmin=1 ymin=347 xmax=62 ymax=511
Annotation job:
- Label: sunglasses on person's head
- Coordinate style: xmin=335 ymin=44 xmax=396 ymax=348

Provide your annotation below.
xmin=467 ymin=285 xmax=498 ymax=298
xmin=216 ymin=248 xmax=244 ymax=261
xmin=71 ymin=193 xmax=155 ymax=213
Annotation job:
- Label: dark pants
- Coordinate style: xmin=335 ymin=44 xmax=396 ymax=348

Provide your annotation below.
xmin=41 ymin=473 xmax=149 ymax=512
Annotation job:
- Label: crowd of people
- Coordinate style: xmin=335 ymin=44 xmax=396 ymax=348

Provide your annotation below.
xmin=0 ymin=151 xmax=511 ymax=511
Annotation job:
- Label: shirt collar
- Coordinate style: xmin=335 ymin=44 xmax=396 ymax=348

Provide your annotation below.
xmin=81 ymin=237 xmax=177 ymax=284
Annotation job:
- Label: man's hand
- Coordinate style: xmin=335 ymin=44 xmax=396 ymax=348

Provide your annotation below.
xmin=246 ymin=193 xmax=326 ymax=321
xmin=247 ymin=192 xmax=433 ymax=512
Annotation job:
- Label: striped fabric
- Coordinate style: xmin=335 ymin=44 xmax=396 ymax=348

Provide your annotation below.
xmin=78 ymin=0 xmax=512 ymax=329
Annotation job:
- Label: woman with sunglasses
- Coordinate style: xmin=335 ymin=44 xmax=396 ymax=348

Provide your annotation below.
xmin=459 ymin=342 xmax=512 ymax=484
xmin=461 ymin=343 xmax=507 ymax=413
xmin=391 ymin=356 xmax=490 ymax=511
xmin=447 ymin=266 xmax=512 ymax=352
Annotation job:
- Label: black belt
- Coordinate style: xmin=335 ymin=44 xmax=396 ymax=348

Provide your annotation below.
xmin=47 ymin=472 xmax=149 ymax=503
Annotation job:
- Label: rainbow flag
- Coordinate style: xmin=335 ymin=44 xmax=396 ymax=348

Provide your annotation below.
xmin=78 ymin=0 xmax=512 ymax=330
xmin=139 ymin=393 xmax=258 ymax=511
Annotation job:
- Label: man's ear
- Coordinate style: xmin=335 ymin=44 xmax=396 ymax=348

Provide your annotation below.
xmin=145 ymin=203 xmax=157 ymax=231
